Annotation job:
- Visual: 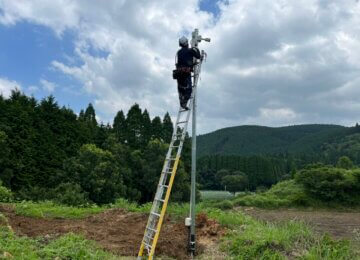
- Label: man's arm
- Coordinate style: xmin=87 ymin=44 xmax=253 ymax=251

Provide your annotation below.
xmin=191 ymin=47 xmax=201 ymax=59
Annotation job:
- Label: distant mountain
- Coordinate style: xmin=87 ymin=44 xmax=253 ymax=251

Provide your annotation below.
xmin=197 ymin=124 xmax=354 ymax=157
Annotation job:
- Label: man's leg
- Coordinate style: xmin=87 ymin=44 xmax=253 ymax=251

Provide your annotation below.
xmin=177 ymin=76 xmax=190 ymax=109
xmin=182 ymin=75 xmax=192 ymax=108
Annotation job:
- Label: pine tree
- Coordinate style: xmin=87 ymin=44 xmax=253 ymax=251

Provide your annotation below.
xmin=151 ymin=116 xmax=163 ymax=141
xmin=126 ymin=104 xmax=143 ymax=149
xmin=78 ymin=109 xmax=85 ymax=121
xmin=82 ymin=103 xmax=98 ymax=142
xmin=84 ymin=103 xmax=97 ymax=127
xmin=113 ymin=110 xmax=126 ymax=143
xmin=142 ymin=109 xmax=152 ymax=148
xmin=95 ymin=123 xmax=110 ymax=148
xmin=162 ymin=112 xmax=174 ymax=143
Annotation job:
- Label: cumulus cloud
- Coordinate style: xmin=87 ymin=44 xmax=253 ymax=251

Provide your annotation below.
xmin=1 ymin=0 xmax=360 ymax=133
xmin=0 ymin=77 xmax=21 ymax=98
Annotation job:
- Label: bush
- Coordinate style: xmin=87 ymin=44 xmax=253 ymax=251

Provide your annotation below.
xmin=295 ymin=165 xmax=360 ymax=204
xmin=212 ymin=200 xmax=234 ymax=210
xmin=0 ymin=182 xmax=13 ymax=202
xmin=16 ymin=186 xmax=50 ymax=201
xmin=52 ymin=183 xmax=90 ymax=206
xmin=233 ymin=180 xmax=310 ymax=208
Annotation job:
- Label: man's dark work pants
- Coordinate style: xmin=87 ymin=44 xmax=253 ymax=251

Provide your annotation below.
xmin=177 ymin=74 xmax=192 ymax=108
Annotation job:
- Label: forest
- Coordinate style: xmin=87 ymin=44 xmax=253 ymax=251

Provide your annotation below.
xmin=0 ymin=91 xmax=191 ymax=205
xmin=2 ymin=90 xmax=360 ymax=205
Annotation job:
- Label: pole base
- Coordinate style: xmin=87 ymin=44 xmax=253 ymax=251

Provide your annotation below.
xmin=188 ymin=233 xmax=196 ymax=255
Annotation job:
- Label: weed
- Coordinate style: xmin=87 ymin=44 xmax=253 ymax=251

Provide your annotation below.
xmin=0 ymin=227 xmax=118 ymax=259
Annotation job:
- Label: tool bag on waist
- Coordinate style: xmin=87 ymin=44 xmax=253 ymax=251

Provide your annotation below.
xmin=173 ymin=67 xmax=191 ymax=80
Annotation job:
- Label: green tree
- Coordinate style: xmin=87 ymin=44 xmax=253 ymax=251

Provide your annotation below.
xmin=126 ymin=104 xmax=143 ymax=149
xmin=0 ymin=131 xmax=11 ymax=187
xmin=80 ymin=103 xmax=98 ymax=143
xmin=142 ymin=109 xmax=152 ymax=147
xmin=103 ymin=134 xmax=141 ymax=201
xmin=84 ymin=103 xmax=97 ymax=127
xmin=221 ymin=174 xmax=249 ymax=195
xmin=336 ymin=156 xmax=353 ymax=169
xmin=2 ymin=91 xmax=38 ymax=192
xmin=113 ymin=110 xmax=126 ymax=143
xmin=140 ymin=139 xmax=191 ymax=203
xmin=94 ymin=123 xmax=111 ymax=148
xmin=162 ymin=112 xmax=173 ymax=143
xmin=151 ymin=116 xmax=163 ymax=141
xmin=215 ymin=169 xmax=230 ymax=190
xmin=63 ymin=144 xmax=125 ymax=204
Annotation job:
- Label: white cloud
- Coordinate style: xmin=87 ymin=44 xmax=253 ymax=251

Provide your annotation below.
xmin=0 ymin=77 xmax=21 ymax=98
xmin=27 ymin=85 xmax=39 ymax=93
xmin=1 ymin=0 xmax=360 ymax=133
xmin=40 ymin=79 xmax=56 ymax=92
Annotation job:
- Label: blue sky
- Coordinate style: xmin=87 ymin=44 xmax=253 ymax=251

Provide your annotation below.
xmin=0 ymin=21 xmax=93 ymax=111
xmin=1 ymin=0 xmax=360 ymax=133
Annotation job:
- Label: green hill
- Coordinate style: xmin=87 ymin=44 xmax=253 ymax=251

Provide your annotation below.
xmin=197 ymin=124 xmax=353 ymax=157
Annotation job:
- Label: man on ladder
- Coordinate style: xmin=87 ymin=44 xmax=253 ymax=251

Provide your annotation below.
xmin=174 ymin=36 xmax=201 ymax=110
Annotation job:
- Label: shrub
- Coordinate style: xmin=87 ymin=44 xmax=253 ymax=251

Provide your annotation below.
xmin=0 ymin=182 xmax=13 ymax=202
xmin=233 ymin=180 xmax=312 ymax=208
xmin=212 ymin=200 xmax=234 ymax=210
xmin=52 ymin=183 xmax=90 ymax=206
xmin=336 ymin=156 xmax=354 ymax=169
xmin=295 ymin=165 xmax=360 ymax=204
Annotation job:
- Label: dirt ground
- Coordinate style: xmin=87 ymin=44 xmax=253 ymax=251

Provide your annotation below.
xmin=240 ymin=207 xmax=360 ymax=241
xmin=0 ymin=205 xmax=224 ymax=259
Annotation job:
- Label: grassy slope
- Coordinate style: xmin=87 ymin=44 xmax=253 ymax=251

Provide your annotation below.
xmin=1 ymin=200 xmax=359 ymax=259
xmin=197 ymin=124 xmax=347 ymax=157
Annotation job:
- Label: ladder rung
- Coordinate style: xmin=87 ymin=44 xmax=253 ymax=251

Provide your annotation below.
xmin=146 ymin=227 xmax=157 ymax=233
xmin=151 ymin=212 xmax=161 ymax=217
xmin=145 ymin=234 xmax=154 ymax=240
xmin=166 ymin=158 xmax=176 ymax=161
xmin=143 ymin=242 xmax=152 ymax=249
xmin=177 ymin=121 xmax=187 ymax=124
xmin=159 ymin=184 xmax=168 ymax=188
xmin=155 ymin=198 xmax=165 ymax=203
xmin=170 ymin=145 xmax=180 ymax=148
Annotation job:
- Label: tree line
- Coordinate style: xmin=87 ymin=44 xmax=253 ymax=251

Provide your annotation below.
xmin=0 ymin=91 xmax=191 ymax=205
xmin=197 ymin=155 xmax=291 ymax=191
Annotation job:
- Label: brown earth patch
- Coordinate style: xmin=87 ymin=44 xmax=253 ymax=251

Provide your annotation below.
xmin=240 ymin=207 xmax=360 ymax=241
xmin=0 ymin=205 xmax=225 ymax=259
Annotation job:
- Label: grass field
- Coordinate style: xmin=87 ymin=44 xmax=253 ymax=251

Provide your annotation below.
xmin=1 ymin=200 xmax=359 ymax=259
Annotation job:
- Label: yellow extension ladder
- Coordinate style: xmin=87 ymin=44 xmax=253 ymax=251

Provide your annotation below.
xmin=137 ymin=53 xmax=205 ymax=260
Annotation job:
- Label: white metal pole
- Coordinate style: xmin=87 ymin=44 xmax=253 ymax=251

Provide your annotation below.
xmin=189 ymin=28 xmax=210 ymax=256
